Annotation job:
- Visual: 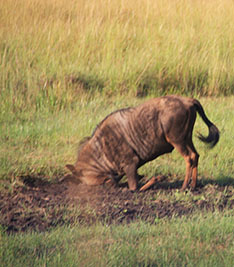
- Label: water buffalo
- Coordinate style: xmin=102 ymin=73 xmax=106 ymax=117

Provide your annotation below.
xmin=66 ymin=95 xmax=219 ymax=191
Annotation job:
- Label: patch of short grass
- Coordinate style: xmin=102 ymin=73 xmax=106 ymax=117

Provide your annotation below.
xmin=1 ymin=212 xmax=233 ymax=266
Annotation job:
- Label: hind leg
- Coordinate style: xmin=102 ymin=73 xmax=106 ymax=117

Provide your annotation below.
xmin=165 ymin=137 xmax=190 ymax=190
xmin=188 ymin=141 xmax=199 ymax=190
xmin=182 ymin=139 xmax=199 ymax=190
xmin=171 ymin=140 xmax=199 ymax=191
xmin=167 ymin=141 xmax=192 ymax=191
xmin=181 ymin=155 xmax=193 ymax=190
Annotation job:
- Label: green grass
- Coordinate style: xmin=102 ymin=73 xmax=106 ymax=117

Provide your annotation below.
xmin=1 ymin=0 xmax=234 ymax=116
xmin=1 ymin=212 xmax=234 ymax=266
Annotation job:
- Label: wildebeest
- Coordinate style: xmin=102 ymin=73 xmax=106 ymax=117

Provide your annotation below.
xmin=66 ymin=95 xmax=219 ymax=191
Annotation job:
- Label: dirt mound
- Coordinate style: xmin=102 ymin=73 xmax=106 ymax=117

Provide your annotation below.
xmin=0 ymin=175 xmax=233 ymax=233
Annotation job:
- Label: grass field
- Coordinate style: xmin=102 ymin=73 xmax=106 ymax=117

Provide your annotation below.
xmin=1 ymin=213 xmax=234 ymax=266
xmin=1 ymin=0 xmax=234 ymax=266
xmin=1 ymin=0 xmax=234 ymax=115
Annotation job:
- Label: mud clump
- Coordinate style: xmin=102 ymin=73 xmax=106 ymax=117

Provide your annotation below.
xmin=0 ymin=175 xmax=233 ymax=233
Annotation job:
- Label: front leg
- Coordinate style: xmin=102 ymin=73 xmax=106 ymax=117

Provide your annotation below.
xmin=139 ymin=175 xmax=166 ymax=192
xmin=126 ymin=167 xmax=138 ymax=191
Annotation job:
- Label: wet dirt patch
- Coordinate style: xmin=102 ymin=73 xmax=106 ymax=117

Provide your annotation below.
xmin=0 ymin=175 xmax=233 ymax=233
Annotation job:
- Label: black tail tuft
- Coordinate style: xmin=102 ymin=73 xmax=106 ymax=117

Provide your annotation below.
xmin=194 ymin=99 xmax=220 ymax=148
xmin=197 ymin=125 xmax=220 ymax=148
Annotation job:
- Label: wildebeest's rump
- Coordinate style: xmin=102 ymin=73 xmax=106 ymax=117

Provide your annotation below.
xmin=66 ymin=95 xmax=219 ymax=191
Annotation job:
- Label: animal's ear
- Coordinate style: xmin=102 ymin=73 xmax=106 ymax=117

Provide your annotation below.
xmin=66 ymin=164 xmax=78 ymax=176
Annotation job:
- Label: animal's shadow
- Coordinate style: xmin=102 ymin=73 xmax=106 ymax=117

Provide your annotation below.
xmin=137 ymin=174 xmax=234 ymax=191
xmin=18 ymin=174 xmax=234 ymax=193
xmin=18 ymin=175 xmax=52 ymax=187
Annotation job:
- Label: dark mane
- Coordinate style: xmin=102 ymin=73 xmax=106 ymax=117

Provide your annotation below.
xmin=91 ymin=107 xmax=132 ymax=137
xmin=77 ymin=136 xmax=91 ymax=158
xmin=76 ymin=107 xmax=132 ymax=161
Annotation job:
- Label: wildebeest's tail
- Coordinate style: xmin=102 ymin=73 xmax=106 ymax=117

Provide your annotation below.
xmin=193 ymin=99 xmax=220 ymax=148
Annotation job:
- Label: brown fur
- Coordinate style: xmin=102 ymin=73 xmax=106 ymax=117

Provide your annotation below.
xmin=66 ymin=95 xmax=219 ymax=191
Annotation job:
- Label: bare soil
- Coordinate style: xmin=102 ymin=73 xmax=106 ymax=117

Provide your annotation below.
xmin=0 ymin=175 xmax=233 ymax=233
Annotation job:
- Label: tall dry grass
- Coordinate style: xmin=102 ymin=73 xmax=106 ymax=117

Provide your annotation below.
xmin=1 ymin=0 xmax=234 ymax=113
